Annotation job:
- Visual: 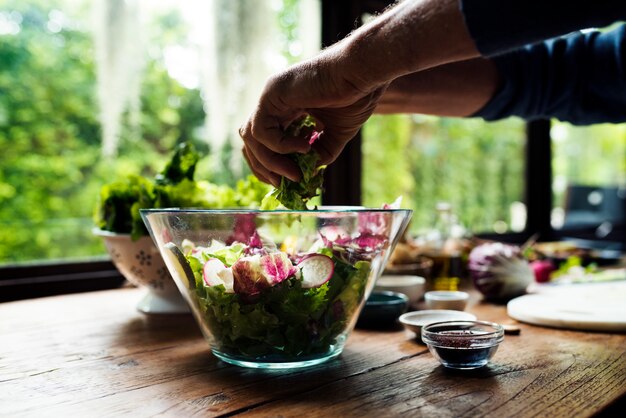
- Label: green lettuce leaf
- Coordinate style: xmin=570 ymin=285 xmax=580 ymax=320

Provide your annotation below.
xmin=95 ymin=142 xmax=270 ymax=238
xmin=260 ymin=116 xmax=325 ymax=210
xmin=202 ymin=242 xmax=246 ymax=267
xmin=191 ymin=252 xmax=370 ymax=359
xmin=155 ymin=142 xmax=199 ymax=185
xmin=95 ymin=175 xmax=155 ymax=238
xmin=235 ymin=175 xmax=273 ymax=208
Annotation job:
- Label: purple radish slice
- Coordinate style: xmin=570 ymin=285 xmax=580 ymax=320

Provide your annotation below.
xmin=297 ymin=254 xmax=334 ymax=288
xmin=231 ymin=254 xmax=267 ymax=295
xmin=260 ymin=252 xmax=296 ymax=285
xmin=203 ymin=258 xmax=234 ymax=293
xmin=232 ymin=253 xmax=297 ymax=294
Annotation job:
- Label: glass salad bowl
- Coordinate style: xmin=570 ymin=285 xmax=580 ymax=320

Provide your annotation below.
xmin=141 ymin=208 xmax=412 ymax=369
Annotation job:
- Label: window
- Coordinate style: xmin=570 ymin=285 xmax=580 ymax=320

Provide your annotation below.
xmin=0 ymin=0 xmax=320 ymax=266
xmin=362 ymin=115 xmax=527 ymax=235
xmin=551 ymin=121 xmax=626 ymax=245
xmin=2 ymin=0 xmax=623 ymax=301
xmin=322 ymin=1 xmax=625 ymax=250
xmin=1 ymin=0 xmax=320 ymax=300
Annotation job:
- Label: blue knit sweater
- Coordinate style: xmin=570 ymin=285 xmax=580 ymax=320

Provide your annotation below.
xmin=461 ymin=0 xmax=626 ymax=124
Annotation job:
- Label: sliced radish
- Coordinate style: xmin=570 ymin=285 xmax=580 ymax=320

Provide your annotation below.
xmin=231 ymin=254 xmax=266 ymax=295
xmin=203 ymin=258 xmax=234 ymax=293
xmin=297 ymin=254 xmax=334 ymax=288
xmin=260 ymin=252 xmax=296 ymax=285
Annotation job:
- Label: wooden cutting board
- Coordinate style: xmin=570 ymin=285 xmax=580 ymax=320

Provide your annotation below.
xmin=507 ymin=280 xmax=626 ymax=332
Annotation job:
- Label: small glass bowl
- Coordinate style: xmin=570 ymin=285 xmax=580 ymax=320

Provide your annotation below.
xmin=421 ymin=320 xmax=504 ymax=369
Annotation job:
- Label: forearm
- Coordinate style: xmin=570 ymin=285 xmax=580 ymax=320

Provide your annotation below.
xmin=328 ymin=0 xmax=480 ymax=92
xmin=326 ymin=0 xmax=626 ymax=95
xmin=375 ymin=57 xmax=500 ymax=116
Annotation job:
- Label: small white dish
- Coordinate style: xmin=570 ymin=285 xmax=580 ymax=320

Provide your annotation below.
xmin=399 ymin=310 xmax=477 ymax=337
xmin=375 ymin=275 xmax=426 ymax=306
xmin=424 ymin=290 xmax=470 ymax=311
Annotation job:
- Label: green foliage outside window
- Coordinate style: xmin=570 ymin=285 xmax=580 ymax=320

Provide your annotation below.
xmin=0 ymin=0 xmax=206 ymax=263
xmin=551 ymin=122 xmax=626 ymax=214
xmin=0 ymin=0 xmax=306 ymax=264
xmin=362 ymin=114 xmax=526 ymax=235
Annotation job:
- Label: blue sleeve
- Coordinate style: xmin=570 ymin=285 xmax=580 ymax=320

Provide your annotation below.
xmin=474 ymin=26 xmax=626 ymax=125
xmin=460 ymin=0 xmax=626 ymax=56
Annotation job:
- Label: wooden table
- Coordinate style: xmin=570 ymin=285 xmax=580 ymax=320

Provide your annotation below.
xmin=1 ymin=287 xmax=624 ymax=417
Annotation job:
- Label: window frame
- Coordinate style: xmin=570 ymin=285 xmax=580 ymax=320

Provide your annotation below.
xmin=1 ymin=0 xmax=623 ymax=302
xmin=0 ymin=260 xmax=125 ymax=302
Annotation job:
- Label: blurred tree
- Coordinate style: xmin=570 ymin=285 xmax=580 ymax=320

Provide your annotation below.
xmin=0 ymin=0 xmax=308 ymax=264
xmin=0 ymin=0 xmax=205 ymax=263
xmin=551 ymin=122 xmax=626 ymax=221
xmin=362 ymin=115 xmax=526 ymax=235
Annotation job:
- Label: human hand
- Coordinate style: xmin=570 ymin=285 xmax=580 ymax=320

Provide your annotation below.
xmin=239 ymin=0 xmax=479 ymax=187
xmin=239 ymin=52 xmax=387 ymax=187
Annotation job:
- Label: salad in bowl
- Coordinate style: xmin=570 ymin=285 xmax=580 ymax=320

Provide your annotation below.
xmin=142 ymin=208 xmax=411 ymax=369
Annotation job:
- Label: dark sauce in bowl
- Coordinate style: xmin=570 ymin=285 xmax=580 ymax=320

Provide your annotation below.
xmin=421 ymin=321 xmax=504 ymax=369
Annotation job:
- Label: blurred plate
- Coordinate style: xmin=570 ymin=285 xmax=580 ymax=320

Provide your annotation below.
xmin=508 ymin=280 xmax=626 ymax=332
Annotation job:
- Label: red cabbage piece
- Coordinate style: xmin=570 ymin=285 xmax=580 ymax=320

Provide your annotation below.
xmin=468 ymin=242 xmax=533 ymax=301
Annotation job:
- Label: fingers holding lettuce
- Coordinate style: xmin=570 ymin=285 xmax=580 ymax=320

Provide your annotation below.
xmin=239 ymin=52 xmax=387 ymax=188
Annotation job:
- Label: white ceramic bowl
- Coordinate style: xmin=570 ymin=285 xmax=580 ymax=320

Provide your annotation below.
xmin=375 ymin=275 xmax=426 ymax=306
xmin=399 ymin=310 xmax=477 ymax=337
xmin=93 ymin=229 xmax=189 ymax=314
xmin=424 ymin=290 xmax=470 ymax=311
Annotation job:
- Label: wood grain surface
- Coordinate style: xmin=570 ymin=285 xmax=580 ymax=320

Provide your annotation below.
xmin=1 ymin=287 xmax=624 ymax=417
